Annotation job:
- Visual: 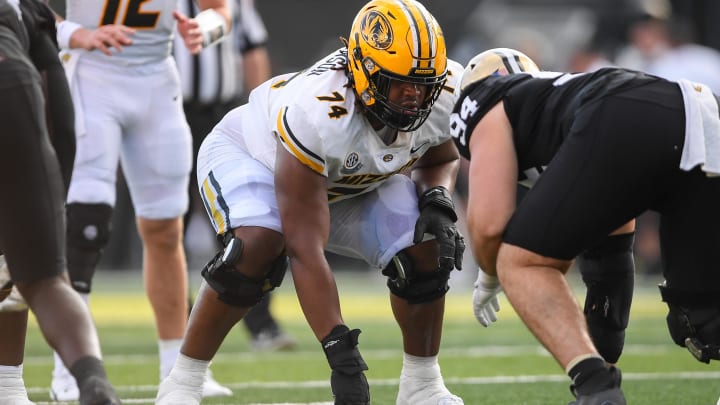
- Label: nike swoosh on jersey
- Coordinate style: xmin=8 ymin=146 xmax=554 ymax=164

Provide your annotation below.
xmin=410 ymin=141 xmax=431 ymax=154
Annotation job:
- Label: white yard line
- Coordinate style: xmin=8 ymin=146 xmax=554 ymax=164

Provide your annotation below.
xmin=23 ymin=345 xmax=695 ymax=404
xmin=29 ymin=371 xmax=720 ymax=404
xmin=21 ymin=343 xmax=679 ymax=366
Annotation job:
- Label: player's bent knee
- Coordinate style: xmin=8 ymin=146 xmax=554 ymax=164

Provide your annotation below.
xmin=382 ymin=251 xmax=450 ymax=304
xmin=589 ymin=328 xmax=626 ymax=364
xmin=66 ymin=203 xmax=113 ymax=293
xmin=577 ymin=233 xmax=635 ymax=363
xmin=201 ymin=235 xmax=287 ymax=307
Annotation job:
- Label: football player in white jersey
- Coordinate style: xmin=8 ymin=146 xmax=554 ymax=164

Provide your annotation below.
xmin=156 ymin=1 xmax=465 ymax=404
xmin=45 ymin=0 xmax=233 ymax=401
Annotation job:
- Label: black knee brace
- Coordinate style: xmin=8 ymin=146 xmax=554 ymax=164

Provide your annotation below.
xmin=577 ymin=233 xmax=635 ymax=363
xmin=660 ymin=283 xmax=720 ymax=363
xmin=66 ymin=203 xmax=113 ymax=293
xmin=201 ymin=235 xmax=287 ymax=307
xmin=381 ymin=251 xmax=451 ymax=304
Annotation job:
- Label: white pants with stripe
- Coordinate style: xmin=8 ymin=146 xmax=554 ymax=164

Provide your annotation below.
xmin=197 ymin=132 xmax=420 ymax=269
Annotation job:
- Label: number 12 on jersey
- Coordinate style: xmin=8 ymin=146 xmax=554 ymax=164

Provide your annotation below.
xmin=101 ymin=0 xmax=159 ymax=28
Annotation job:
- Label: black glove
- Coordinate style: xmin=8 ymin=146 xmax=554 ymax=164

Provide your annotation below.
xmin=660 ymin=283 xmax=720 ymax=363
xmin=414 ymin=186 xmax=465 ymax=271
xmin=321 ymin=325 xmax=370 ymax=405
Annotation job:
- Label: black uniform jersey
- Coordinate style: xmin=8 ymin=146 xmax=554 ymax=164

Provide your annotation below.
xmin=450 ymin=68 xmax=664 ymax=173
xmin=0 ymin=0 xmax=74 ymax=282
xmin=0 ymin=0 xmax=31 ymax=78
xmin=19 ymin=0 xmax=59 ymax=66
xmin=0 ymin=0 xmax=56 ymax=70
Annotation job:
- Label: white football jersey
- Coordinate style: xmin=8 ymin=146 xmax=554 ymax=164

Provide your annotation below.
xmin=66 ymin=0 xmax=177 ymax=65
xmin=212 ymin=48 xmax=462 ymax=203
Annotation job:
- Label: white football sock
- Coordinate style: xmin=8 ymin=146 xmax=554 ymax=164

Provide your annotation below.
xmin=158 ymin=338 xmax=183 ymax=380
xmin=0 ymin=364 xmax=30 ymax=400
xmin=397 ymin=353 xmax=463 ymax=405
xmin=401 ymin=353 xmax=442 ymax=379
xmin=156 ymin=354 xmax=209 ymax=405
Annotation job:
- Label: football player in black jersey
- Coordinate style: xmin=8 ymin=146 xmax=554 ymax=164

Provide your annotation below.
xmin=466 ymin=50 xmax=636 ymax=371
xmin=0 ymin=0 xmax=120 ymax=403
xmin=450 ymin=48 xmax=720 ymax=405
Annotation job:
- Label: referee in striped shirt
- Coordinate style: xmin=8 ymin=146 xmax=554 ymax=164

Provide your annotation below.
xmin=174 ymin=0 xmax=297 ymax=352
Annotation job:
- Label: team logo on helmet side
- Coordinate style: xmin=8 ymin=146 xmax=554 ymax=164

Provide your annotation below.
xmin=360 ymin=10 xmax=393 ymax=50
xmin=491 ymin=67 xmax=510 ymax=76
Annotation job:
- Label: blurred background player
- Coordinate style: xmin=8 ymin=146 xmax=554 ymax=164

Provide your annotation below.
xmin=46 ymin=0 xmax=233 ymax=400
xmin=156 ymin=1 xmax=465 ymax=404
xmin=615 ymin=6 xmax=720 ymax=94
xmin=0 ymin=0 xmax=119 ymax=403
xmin=174 ymin=0 xmax=296 ymax=352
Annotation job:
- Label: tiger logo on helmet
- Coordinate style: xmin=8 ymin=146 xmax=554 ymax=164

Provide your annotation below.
xmin=347 ymin=0 xmax=447 ymax=131
xmin=360 ymin=11 xmax=393 ymax=50
xmin=456 ymin=47 xmax=540 ymax=97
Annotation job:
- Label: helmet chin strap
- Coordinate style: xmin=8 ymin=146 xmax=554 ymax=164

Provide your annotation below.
xmin=366 ymin=113 xmax=384 ymax=131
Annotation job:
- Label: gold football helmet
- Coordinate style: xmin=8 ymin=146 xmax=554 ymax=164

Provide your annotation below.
xmin=457 ymin=48 xmax=539 ymax=95
xmin=347 ymin=0 xmax=447 ymax=131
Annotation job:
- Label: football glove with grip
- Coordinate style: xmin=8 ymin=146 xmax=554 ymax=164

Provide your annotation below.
xmin=321 ymin=325 xmax=370 ymax=405
xmin=473 ymin=270 xmax=502 ymax=327
xmin=414 ymin=186 xmax=465 ymax=272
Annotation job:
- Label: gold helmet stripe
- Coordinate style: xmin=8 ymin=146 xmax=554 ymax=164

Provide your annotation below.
xmin=395 ymin=0 xmax=435 ymax=69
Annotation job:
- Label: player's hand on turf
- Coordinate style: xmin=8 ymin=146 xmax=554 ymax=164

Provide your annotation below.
xmin=173 ymin=10 xmax=203 ymax=55
xmin=473 ymin=269 xmax=501 ymax=327
xmin=414 ymin=186 xmax=465 ymax=271
xmin=74 ymin=25 xmax=135 ymax=56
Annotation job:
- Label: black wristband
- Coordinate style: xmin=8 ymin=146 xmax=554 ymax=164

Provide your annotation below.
xmin=418 ymin=186 xmax=457 ymax=221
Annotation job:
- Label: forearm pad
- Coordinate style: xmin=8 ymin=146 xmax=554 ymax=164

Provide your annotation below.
xmin=322 ymin=325 xmax=370 ymax=404
xmin=322 ymin=325 xmax=368 ymax=375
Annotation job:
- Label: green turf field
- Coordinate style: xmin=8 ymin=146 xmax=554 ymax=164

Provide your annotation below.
xmin=20 ymin=271 xmax=720 ymax=404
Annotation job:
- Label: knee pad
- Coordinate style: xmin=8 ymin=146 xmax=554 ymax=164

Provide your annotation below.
xmin=577 ymin=233 xmax=635 ymax=363
xmin=382 ymin=251 xmax=450 ymax=304
xmin=660 ymin=283 xmax=720 ymax=363
xmin=201 ymin=236 xmax=287 ymax=307
xmin=66 ymin=203 xmax=113 ymax=293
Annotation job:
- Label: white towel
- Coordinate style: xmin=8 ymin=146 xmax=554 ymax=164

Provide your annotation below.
xmin=678 ymin=79 xmax=720 ymax=177
xmin=58 ymin=49 xmax=86 ymax=138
